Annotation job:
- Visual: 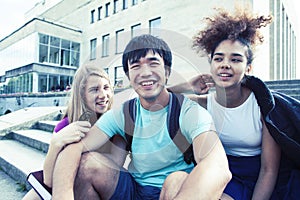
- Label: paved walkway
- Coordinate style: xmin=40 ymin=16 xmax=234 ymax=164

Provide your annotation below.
xmin=0 ymin=170 xmax=26 ymax=200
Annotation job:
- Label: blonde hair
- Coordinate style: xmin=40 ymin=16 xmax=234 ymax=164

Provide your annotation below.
xmin=64 ymin=65 xmax=113 ymax=123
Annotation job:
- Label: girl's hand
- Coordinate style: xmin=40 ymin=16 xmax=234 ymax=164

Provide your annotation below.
xmin=51 ymin=121 xmax=91 ymax=151
xmin=188 ymin=74 xmax=215 ymax=94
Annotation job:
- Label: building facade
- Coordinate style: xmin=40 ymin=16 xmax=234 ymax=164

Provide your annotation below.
xmin=0 ymin=0 xmax=298 ymax=95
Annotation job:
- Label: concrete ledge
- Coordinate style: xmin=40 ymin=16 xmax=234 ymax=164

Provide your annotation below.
xmin=0 ymin=107 xmax=65 ymax=137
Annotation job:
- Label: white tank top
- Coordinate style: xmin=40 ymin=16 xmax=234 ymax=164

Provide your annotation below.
xmin=207 ymin=92 xmax=262 ymax=156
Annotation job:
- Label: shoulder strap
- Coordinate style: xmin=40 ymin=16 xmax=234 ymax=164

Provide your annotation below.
xmin=123 ymin=98 xmax=136 ymax=152
xmin=169 ymin=93 xmax=196 ymax=165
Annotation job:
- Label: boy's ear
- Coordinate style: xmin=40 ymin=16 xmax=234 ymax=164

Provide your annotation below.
xmin=165 ymin=66 xmax=171 ymax=77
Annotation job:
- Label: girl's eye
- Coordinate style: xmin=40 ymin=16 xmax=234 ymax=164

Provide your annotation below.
xmin=89 ymin=87 xmax=98 ymax=93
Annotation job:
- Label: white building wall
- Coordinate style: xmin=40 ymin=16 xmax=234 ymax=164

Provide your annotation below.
xmin=0 ymin=33 xmax=36 ymax=75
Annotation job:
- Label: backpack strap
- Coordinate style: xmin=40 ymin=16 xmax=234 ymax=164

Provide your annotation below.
xmin=123 ymin=98 xmax=136 ymax=152
xmin=168 ymin=93 xmax=196 ymax=165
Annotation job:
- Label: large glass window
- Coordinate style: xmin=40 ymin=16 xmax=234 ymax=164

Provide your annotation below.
xmin=102 ymin=34 xmax=110 ymax=57
xmin=38 ymin=33 xmax=80 ymax=67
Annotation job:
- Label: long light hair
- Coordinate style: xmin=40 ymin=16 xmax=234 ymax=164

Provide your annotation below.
xmin=64 ymin=65 xmax=113 ymax=123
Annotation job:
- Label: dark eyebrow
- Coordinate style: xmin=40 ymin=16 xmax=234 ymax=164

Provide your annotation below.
xmin=213 ymin=52 xmax=243 ymax=57
xmin=147 ymin=57 xmax=160 ymax=62
xmin=231 ymin=53 xmax=243 ymax=57
xmin=213 ymin=52 xmax=224 ymax=56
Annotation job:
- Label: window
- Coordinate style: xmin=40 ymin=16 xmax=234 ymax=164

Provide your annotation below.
xmin=116 ymin=29 xmax=126 ymax=54
xmin=102 ymin=34 xmax=110 ymax=57
xmin=71 ymin=42 xmax=80 ymax=66
xmin=61 ymin=39 xmax=70 ymax=66
xmin=91 ymin=9 xmax=95 ymax=23
xmin=98 ymin=6 xmax=102 ymax=20
xmin=39 ymin=34 xmax=49 ymax=44
xmin=49 ymin=36 xmax=60 ymax=64
xmin=113 ymin=0 xmax=118 ymax=14
xmin=149 ymin=17 xmax=161 ymax=37
xmin=90 ymin=38 xmax=97 ymax=60
xmin=105 ymin=2 xmax=110 ymax=17
xmin=131 ymin=23 xmax=142 ymax=38
xmin=114 ymin=66 xmax=124 ymax=88
xmin=122 ymin=0 xmax=128 ymax=10
xmin=104 ymin=68 xmax=109 ymax=75
xmin=38 ymin=34 xmax=80 ymax=67
xmin=132 ymin=0 xmax=138 ymax=5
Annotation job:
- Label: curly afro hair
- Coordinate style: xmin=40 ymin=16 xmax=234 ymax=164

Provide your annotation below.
xmin=192 ymin=6 xmax=273 ymax=60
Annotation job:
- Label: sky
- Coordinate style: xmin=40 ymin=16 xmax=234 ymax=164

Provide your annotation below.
xmin=0 ymin=0 xmax=40 ymax=40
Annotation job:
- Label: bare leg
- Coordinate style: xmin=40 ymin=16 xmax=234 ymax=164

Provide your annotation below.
xmin=160 ymin=171 xmax=188 ymax=200
xmin=74 ymin=152 xmax=121 ymax=200
xmin=22 ymin=189 xmax=41 ymax=200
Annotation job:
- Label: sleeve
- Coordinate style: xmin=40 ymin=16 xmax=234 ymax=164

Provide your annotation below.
xmin=95 ymin=106 xmax=125 ymax=139
xmin=180 ymin=98 xmax=215 ymax=142
xmin=54 ymin=117 xmax=69 ymax=133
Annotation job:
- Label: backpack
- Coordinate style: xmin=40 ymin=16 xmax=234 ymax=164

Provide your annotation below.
xmin=123 ymin=92 xmax=196 ymax=165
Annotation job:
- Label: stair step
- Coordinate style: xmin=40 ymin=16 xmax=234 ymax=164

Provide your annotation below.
xmin=0 ymin=140 xmax=46 ymax=190
xmin=32 ymin=120 xmax=59 ymax=132
xmin=10 ymin=129 xmax=52 ymax=153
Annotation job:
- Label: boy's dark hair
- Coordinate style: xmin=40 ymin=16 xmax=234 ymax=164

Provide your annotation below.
xmin=122 ymin=34 xmax=172 ymax=75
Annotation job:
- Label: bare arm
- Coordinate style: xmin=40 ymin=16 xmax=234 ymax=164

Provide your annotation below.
xmin=174 ymin=131 xmax=232 ymax=200
xmin=52 ymin=125 xmax=110 ymax=200
xmin=252 ymin=118 xmax=281 ymax=200
xmin=43 ymin=121 xmax=91 ymax=187
xmin=168 ymin=74 xmax=214 ymax=95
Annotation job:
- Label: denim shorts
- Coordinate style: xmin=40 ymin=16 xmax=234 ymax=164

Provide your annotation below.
xmin=109 ymin=171 xmax=161 ymax=200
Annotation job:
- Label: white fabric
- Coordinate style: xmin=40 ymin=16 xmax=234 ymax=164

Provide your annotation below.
xmin=207 ymin=92 xmax=262 ymax=156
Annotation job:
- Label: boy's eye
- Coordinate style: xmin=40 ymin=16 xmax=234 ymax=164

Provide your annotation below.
xmin=233 ymin=58 xmax=242 ymax=62
xmin=149 ymin=61 xmax=160 ymax=66
xmin=213 ymin=57 xmax=223 ymax=62
xmin=130 ymin=64 xmax=140 ymax=69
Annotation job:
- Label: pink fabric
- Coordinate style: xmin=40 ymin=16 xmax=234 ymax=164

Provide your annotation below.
xmin=54 ymin=117 xmax=69 ymax=133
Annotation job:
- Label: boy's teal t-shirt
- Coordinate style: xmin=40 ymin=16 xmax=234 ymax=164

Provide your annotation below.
xmin=95 ymin=94 xmax=214 ymax=188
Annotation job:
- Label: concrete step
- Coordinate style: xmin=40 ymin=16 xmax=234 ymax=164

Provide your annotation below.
xmin=9 ymin=129 xmax=52 ymax=153
xmin=0 ymin=140 xmax=46 ymax=190
xmin=32 ymin=120 xmax=59 ymax=133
